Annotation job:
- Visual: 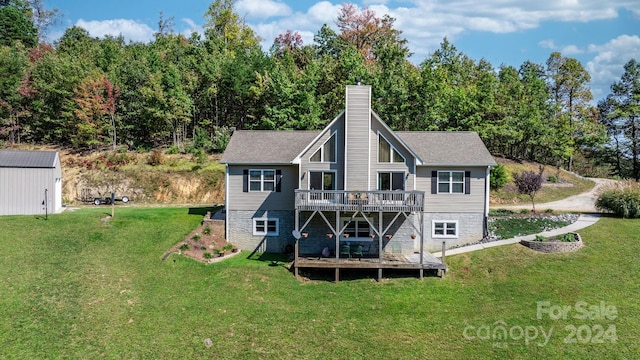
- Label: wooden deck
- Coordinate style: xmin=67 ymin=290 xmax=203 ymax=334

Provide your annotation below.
xmin=294 ymin=252 xmax=446 ymax=281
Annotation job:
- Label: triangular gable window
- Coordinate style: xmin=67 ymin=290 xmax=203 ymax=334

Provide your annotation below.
xmin=310 ymin=133 xmax=336 ymax=163
xmin=378 ymin=134 xmax=405 ymax=163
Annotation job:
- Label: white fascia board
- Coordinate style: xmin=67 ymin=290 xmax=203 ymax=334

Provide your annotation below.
xmin=371 ymin=111 xmax=424 ymax=166
xmin=292 ymin=111 xmax=345 ymax=164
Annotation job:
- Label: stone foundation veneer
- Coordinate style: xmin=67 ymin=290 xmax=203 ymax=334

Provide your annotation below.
xmin=520 ymin=233 xmax=583 ymax=253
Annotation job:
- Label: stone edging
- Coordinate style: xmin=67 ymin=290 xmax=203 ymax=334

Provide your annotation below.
xmin=520 ymin=233 xmax=583 ymax=253
xmin=206 ymin=248 xmax=242 ymax=263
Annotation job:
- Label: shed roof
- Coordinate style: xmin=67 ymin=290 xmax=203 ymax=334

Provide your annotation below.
xmin=220 ymin=130 xmax=320 ymax=164
xmin=396 ymin=131 xmax=496 ymax=166
xmin=0 ymin=150 xmax=59 ymax=168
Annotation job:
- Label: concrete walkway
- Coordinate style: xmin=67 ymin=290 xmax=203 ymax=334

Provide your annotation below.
xmin=432 ymin=213 xmax=601 ymax=257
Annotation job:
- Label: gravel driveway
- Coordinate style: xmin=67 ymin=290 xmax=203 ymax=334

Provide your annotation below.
xmin=495 ymin=178 xmax=616 ymax=212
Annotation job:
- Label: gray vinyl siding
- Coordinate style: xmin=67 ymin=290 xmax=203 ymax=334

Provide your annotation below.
xmin=417 ymin=166 xmax=487 ymax=213
xmin=227 ymin=165 xmax=298 ymax=211
xmin=0 ymin=167 xmax=59 ymax=215
xmin=369 ymin=119 xmax=415 ymax=190
xmin=299 ymin=117 xmax=345 ymax=190
xmin=344 ymin=85 xmax=370 ymax=190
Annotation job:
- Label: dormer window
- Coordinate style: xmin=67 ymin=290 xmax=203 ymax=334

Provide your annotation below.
xmin=310 ymin=133 xmax=336 ymax=163
xmin=378 ymin=134 xmax=405 ymax=163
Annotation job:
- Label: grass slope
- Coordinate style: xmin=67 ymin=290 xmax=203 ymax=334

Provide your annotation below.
xmin=0 ymin=209 xmax=637 ymax=359
xmin=491 ymin=157 xmax=595 ymax=205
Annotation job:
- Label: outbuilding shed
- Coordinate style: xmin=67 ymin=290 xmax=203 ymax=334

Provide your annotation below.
xmin=0 ymin=150 xmax=63 ymax=216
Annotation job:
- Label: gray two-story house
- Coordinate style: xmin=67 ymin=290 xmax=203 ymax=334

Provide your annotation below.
xmin=221 ymin=84 xmax=495 ymax=279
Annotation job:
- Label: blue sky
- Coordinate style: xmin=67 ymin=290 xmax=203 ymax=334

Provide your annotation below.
xmin=46 ymin=0 xmax=639 ymax=102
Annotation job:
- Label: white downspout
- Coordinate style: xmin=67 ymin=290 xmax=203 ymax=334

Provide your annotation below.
xmin=225 ymin=165 xmax=230 ymax=242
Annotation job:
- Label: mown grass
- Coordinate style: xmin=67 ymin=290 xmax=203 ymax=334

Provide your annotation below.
xmin=0 ymin=209 xmax=638 ymax=359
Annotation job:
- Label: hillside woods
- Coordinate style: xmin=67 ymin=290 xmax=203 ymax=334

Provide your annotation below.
xmin=3 ymin=1 xmax=639 ymax=181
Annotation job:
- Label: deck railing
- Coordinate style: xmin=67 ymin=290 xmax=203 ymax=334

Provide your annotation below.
xmin=295 ymin=190 xmax=424 ymax=212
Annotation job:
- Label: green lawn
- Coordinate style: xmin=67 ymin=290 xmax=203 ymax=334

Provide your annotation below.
xmin=0 ymin=208 xmax=638 ymax=359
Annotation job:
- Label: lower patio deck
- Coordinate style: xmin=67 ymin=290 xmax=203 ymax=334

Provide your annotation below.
xmin=294 ymin=252 xmax=447 ymax=282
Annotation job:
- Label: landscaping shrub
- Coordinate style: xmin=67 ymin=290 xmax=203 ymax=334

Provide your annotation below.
xmin=596 ymin=181 xmax=640 ymax=218
xmin=490 ymin=164 xmax=509 ymax=190
xmin=489 ymin=208 xmax=516 ymax=216
xmin=148 ymin=149 xmax=165 ymax=166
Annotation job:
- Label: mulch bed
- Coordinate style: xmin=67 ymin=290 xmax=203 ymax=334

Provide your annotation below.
xmin=169 ymin=222 xmax=238 ymax=263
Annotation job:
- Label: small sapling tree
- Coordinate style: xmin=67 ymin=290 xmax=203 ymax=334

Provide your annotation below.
xmin=513 ymin=170 xmax=543 ymax=212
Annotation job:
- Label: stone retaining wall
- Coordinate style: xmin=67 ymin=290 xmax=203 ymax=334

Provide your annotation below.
xmin=520 ymin=233 xmax=583 ymax=253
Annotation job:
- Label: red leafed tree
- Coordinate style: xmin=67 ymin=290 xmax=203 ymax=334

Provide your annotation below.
xmin=513 ymin=171 xmax=543 ymax=212
xmin=73 ymin=75 xmax=120 ymax=149
xmin=336 ymin=3 xmax=408 ymax=63
xmin=273 ymin=29 xmax=303 ymax=55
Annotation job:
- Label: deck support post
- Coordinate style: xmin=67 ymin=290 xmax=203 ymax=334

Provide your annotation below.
xmin=294 ymin=209 xmax=299 ymax=277
xmin=335 ymin=210 xmax=340 ymax=283
xmin=441 ymin=241 xmax=446 ymax=266
xmin=378 ymin=210 xmax=383 ymax=282
xmin=419 ymin=211 xmax=424 ymax=279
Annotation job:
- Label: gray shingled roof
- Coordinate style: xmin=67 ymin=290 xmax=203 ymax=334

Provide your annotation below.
xmin=396 ymin=131 xmax=496 ymax=166
xmin=220 ymin=130 xmax=320 ymax=164
xmin=0 ymin=150 xmax=58 ymax=168
xmin=222 ymin=130 xmax=495 ymax=167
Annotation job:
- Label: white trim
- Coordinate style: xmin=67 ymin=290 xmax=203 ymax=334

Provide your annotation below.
xmin=485 ymin=166 xmax=491 ymax=217
xmin=412 ymin=162 xmax=417 ymax=191
xmin=225 ymin=165 xmax=229 ymax=241
xmin=253 ymin=218 xmax=279 ymax=236
xmin=432 ymin=220 xmax=458 ymax=238
xmin=248 ymin=169 xmax=276 ymax=192
xmin=377 ymin=132 xmax=406 ymax=164
xmin=371 ymin=111 xmax=423 ymax=165
xmin=367 ymin=87 xmax=371 ymax=190
xmin=309 ymin=131 xmax=338 ymax=163
xmin=292 ymin=111 xmax=345 ymax=164
xmin=436 ymin=170 xmax=465 ymax=194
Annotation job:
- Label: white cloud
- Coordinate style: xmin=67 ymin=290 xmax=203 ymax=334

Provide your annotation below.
xmin=561 ymin=44 xmax=584 ymax=55
xmin=307 ymin=1 xmax=341 ymax=23
xmin=585 ymin=34 xmax=640 ymax=97
xmin=235 ymin=0 xmax=292 ymax=20
xmin=539 ymin=39 xmax=556 ymax=49
xmin=181 ymin=18 xmax=204 ymax=38
xmin=75 ymin=19 xmax=154 ymax=43
xmin=249 ymin=1 xmax=341 ymax=48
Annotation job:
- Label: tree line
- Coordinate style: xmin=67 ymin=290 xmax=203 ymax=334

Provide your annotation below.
xmin=1 ymin=0 xmax=639 ymax=179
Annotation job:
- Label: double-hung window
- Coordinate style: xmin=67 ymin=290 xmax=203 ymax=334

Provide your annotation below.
xmin=438 ymin=171 xmax=465 ymax=194
xmin=432 ymin=221 xmax=458 ymax=238
xmin=253 ymin=218 xmax=279 ymax=236
xmin=249 ymin=169 xmax=276 ymax=192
